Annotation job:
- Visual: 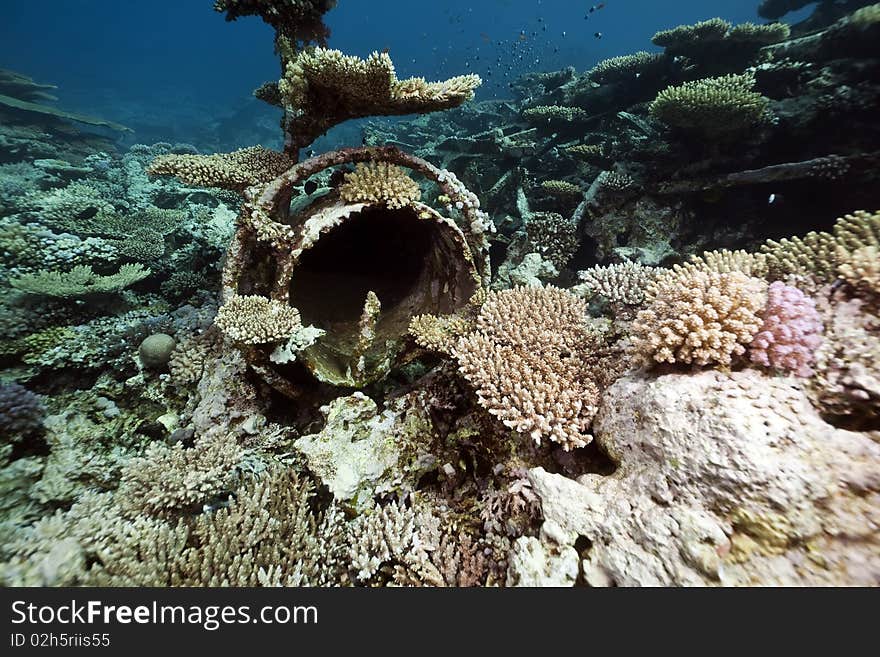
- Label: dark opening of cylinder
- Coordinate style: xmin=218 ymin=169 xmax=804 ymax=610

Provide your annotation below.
xmin=288 ymin=204 xmax=478 ymax=384
xmin=290 ymin=206 xmax=435 ymax=323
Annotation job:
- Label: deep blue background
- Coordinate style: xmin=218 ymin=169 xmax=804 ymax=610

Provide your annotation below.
xmin=0 ymin=0 xmax=815 ymax=149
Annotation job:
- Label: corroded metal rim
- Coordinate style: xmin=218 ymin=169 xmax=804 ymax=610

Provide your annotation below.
xmin=219 ymin=146 xmax=491 ymax=397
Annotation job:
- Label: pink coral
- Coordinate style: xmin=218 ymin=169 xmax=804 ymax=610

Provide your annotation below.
xmin=749 ymin=282 xmax=823 ymax=377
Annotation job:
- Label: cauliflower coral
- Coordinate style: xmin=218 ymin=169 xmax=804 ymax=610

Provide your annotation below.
xmin=749 ymin=281 xmax=823 ymax=377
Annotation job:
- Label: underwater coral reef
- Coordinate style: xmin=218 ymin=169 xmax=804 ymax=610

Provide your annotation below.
xmin=1 ymin=0 xmax=879 ymax=588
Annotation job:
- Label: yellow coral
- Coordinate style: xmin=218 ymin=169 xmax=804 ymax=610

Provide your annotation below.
xmin=339 ymin=161 xmax=421 ymax=209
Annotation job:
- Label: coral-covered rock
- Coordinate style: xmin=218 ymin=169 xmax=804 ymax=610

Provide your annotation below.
xmin=293 ymin=393 xmax=402 ymax=510
xmin=521 ymin=369 xmax=880 ymax=586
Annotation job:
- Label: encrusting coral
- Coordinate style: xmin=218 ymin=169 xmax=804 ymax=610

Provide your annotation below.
xmin=453 ymin=286 xmax=603 ymax=450
xmin=631 ymin=269 xmax=768 ymax=367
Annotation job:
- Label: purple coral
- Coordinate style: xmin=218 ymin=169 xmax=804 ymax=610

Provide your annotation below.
xmin=0 ymin=382 xmax=45 ymax=440
xmin=749 ymin=282 xmax=823 ymax=377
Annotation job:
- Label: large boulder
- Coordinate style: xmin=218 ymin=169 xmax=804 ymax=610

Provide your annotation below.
xmin=519 ymin=369 xmax=880 ymax=586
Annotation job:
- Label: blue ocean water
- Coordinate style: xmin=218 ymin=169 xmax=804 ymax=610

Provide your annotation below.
xmin=0 ymin=0 xmax=815 ymax=149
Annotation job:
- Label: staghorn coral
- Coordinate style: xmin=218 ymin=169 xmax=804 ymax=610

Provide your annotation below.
xmin=587 ymin=52 xmax=666 ymax=84
xmin=214 ymin=294 xmax=306 ymax=344
xmin=117 ymin=433 xmax=244 ymax=518
xmin=631 ymin=270 xmax=768 ymax=367
xmin=338 ymin=161 xmax=421 ymax=209
xmin=749 ymin=282 xmax=823 ymax=377
xmin=279 ymin=47 xmax=481 ymax=150
xmin=453 ymin=286 xmax=603 ymax=450
xmin=650 ymin=73 xmax=771 ymax=139
xmin=524 ymin=211 xmax=578 ymax=269
xmin=578 ymin=261 xmax=659 ymax=307
xmin=348 ymin=500 xmax=444 ymax=586
xmin=147 ymin=147 xmax=293 ymax=192
xmin=9 ymin=264 xmax=150 ymax=299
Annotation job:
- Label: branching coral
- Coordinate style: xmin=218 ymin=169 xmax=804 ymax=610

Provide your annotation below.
xmin=587 ymin=52 xmax=667 ymax=84
xmin=214 ymin=294 xmax=308 ymax=344
xmin=652 ymin=18 xmax=789 ymax=57
xmin=348 ymin=500 xmax=444 ymax=586
xmin=727 ymin=22 xmax=791 ymax=45
xmin=540 ymin=180 xmax=582 ymax=199
xmin=1 ymin=466 xmax=348 ymax=587
xmin=578 ymin=261 xmax=659 ymax=306
xmin=147 ymin=147 xmax=294 ymax=192
xmin=409 ymin=313 xmax=472 ymax=356
xmin=522 ymin=105 xmax=589 ymax=124
xmin=679 ymin=248 xmax=770 ymax=278
xmin=631 ymin=270 xmax=768 ymax=367
xmin=525 ymin=211 xmax=578 ymax=269
xmin=749 ymin=282 xmax=823 ymax=377
xmin=453 ymin=286 xmax=602 ymax=450
xmin=838 ymin=246 xmax=880 ymax=300
xmin=650 ymin=73 xmax=771 ymax=139
xmin=761 ymin=210 xmax=880 ymax=289
xmin=339 ymin=162 xmax=421 ymax=209
xmin=566 ymin=144 xmax=605 ymax=160
xmin=279 ymin=48 xmax=481 ymax=150
xmin=117 ymin=433 xmax=244 ymax=517
xmin=9 ymin=264 xmax=150 ymax=298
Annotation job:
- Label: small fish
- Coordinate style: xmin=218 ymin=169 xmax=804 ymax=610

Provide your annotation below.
xmin=306 ymin=149 xmax=316 ymax=158
xmin=594 ymin=31 xmax=603 ymax=39
xmin=768 ymin=193 xmax=785 ymax=205
xmin=304 ymin=180 xmax=318 ymax=195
